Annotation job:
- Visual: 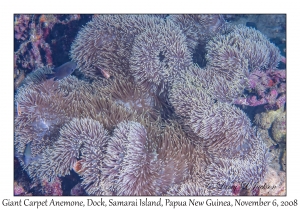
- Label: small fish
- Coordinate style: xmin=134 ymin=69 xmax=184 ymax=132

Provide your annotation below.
xmin=269 ymin=144 xmax=279 ymax=151
xmin=45 ymin=61 xmax=77 ymax=81
xmin=17 ymin=102 xmax=22 ymax=116
xmin=21 ymin=142 xmax=40 ymax=168
xmin=101 ymin=69 xmax=111 ymax=79
xmin=22 ymin=142 xmax=32 ymax=167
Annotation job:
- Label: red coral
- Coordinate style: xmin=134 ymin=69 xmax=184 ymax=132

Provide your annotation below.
xmin=234 ymin=69 xmax=286 ymax=110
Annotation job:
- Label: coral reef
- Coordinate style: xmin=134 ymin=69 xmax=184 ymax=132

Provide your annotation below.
xmin=280 ymin=149 xmax=286 ymax=172
xmin=14 ymin=14 xmax=286 ymax=196
xmin=254 ymin=107 xmax=286 ymax=172
xmin=254 ymin=107 xmax=283 ymax=130
xmin=204 ymin=25 xmax=283 ymax=104
xmin=259 ymin=166 xmax=286 ymax=196
xmin=14 ymin=14 xmax=86 ymax=89
xmin=40 ymin=177 xmax=63 ymax=196
xmin=234 ymin=68 xmax=286 ymax=109
xmin=14 ymin=182 xmax=26 ymax=196
xmin=272 ymin=111 xmax=286 ymax=143
xmin=70 ymin=183 xmax=86 ymax=196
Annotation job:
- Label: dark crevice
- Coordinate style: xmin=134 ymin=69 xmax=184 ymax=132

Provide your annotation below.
xmin=192 ymin=43 xmax=207 ymax=68
xmin=158 ymin=51 xmax=165 ymax=62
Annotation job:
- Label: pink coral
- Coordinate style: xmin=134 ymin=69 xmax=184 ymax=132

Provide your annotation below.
xmin=14 ymin=182 xmax=26 ymax=196
xmin=41 ymin=177 xmax=63 ymax=196
xmin=234 ymin=68 xmax=286 ymax=109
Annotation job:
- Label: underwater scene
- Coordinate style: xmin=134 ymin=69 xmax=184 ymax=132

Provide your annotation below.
xmin=14 ymin=14 xmax=286 ymax=196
